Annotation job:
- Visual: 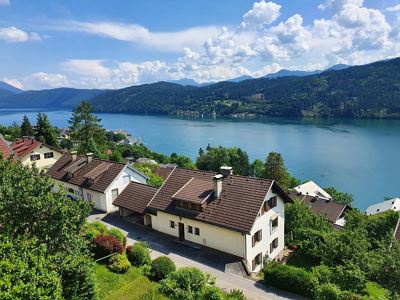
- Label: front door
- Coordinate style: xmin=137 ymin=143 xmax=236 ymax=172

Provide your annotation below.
xmin=178 ymin=222 xmax=185 ymax=240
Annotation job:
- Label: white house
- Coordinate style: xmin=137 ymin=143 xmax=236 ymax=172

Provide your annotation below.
xmin=113 ymin=166 xmax=292 ymax=273
xmin=293 ymin=181 xmax=332 ymax=200
xmin=11 ymin=136 xmax=64 ymax=170
xmin=46 ymin=152 xmax=148 ymax=212
xmin=365 ymin=198 xmax=400 ymax=215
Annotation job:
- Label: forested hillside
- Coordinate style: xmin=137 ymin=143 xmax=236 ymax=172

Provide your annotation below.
xmin=91 ymin=58 xmax=400 ymax=118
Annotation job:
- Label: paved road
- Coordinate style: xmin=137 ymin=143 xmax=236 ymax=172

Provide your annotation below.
xmin=89 ymin=212 xmax=302 ymax=300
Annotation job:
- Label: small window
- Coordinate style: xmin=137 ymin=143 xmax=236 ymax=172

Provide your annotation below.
xmin=252 ymin=229 xmax=262 ymax=247
xmin=30 ymin=154 xmax=40 ymax=161
xmin=170 ymin=221 xmax=175 ymax=229
xmin=252 ymin=253 xmax=262 ymax=270
xmin=44 ymin=152 xmax=54 ymax=159
xmin=188 ymin=226 xmax=193 ymax=233
xmin=111 ymin=188 xmax=119 ymax=200
xmin=87 ymin=193 xmax=92 ymax=202
xmin=270 ymin=237 xmax=279 ymax=253
xmin=271 ymin=217 xmax=279 ymax=233
xmin=195 ymin=227 xmax=200 ymax=236
xmin=67 ymin=188 xmax=74 ymax=194
xmin=268 ymin=196 xmax=277 ymax=209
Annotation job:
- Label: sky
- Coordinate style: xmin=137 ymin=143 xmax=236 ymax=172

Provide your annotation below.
xmin=0 ymin=0 xmax=399 ymax=90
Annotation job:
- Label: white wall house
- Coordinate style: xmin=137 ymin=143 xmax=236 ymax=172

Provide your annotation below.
xmin=293 ymin=181 xmax=332 ymax=199
xmin=366 ymin=198 xmax=400 ymax=215
xmin=47 ymin=152 xmax=148 ymax=212
xmin=115 ymin=166 xmax=292 ymax=273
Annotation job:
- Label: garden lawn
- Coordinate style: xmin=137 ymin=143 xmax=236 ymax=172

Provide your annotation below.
xmin=94 ymin=263 xmax=169 ymax=300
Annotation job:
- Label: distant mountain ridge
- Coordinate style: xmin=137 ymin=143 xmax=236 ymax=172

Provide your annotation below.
xmin=90 ymin=57 xmax=400 ymax=119
xmin=0 ymin=81 xmax=22 ymax=98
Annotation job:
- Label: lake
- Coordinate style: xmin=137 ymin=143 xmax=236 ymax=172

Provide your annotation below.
xmin=1 ymin=109 xmax=399 ymax=210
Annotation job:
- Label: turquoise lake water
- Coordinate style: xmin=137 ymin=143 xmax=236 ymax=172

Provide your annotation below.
xmin=1 ymin=109 xmax=399 ymax=210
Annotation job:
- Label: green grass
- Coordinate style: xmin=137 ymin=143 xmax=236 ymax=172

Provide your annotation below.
xmin=364 ymin=282 xmax=389 ymax=300
xmin=94 ymin=263 xmax=169 ymax=300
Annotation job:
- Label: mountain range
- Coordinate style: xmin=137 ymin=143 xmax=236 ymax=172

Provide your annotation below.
xmin=0 ymin=59 xmax=398 ymax=119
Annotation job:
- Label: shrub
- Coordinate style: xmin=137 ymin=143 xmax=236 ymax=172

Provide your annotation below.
xmin=263 ymin=262 xmax=318 ymax=298
xmin=364 ymin=282 xmax=389 ymax=300
xmin=339 ymin=291 xmax=363 ymax=300
xmin=82 ymin=221 xmax=109 ymax=242
xmin=93 ymin=234 xmax=123 ymax=259
xmin=312 ymin=265 xmax=333 ymax=285
xmin=331 ymin=265 xmax=366 ymax=294
xmin=151 ymin=256 xmax=176 ymax=281
xmin=316 ymin=283 xmax=342 ymax=300
xmin=107 ymin=254 xmax=131 ymax=273
xmin=91 ymin=221 xmax=108 ymax=233
xmin=227 ymin=289 xmax=247 ymax=300
xmin=159 ymin=267 xmax=213 ymax=300
xmin=126 ymin=243 xmax=151 ymax=267
xmin=109 ymin=227 xmax=126 ymax=246
xmin=202 ymin=286 xmax=223 ymax=300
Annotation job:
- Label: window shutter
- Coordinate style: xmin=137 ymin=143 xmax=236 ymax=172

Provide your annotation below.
xmin=252 ymin=235 xmax=255 ymax=247
xmin=259 ymin=230 xmax=262 ymax=241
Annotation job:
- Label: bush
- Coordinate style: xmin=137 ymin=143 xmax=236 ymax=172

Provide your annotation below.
xmin=151 ymin=256 xmax=176 ymax=281
xmin=126 ymin=243 xmax=151 ymax=267
xmin=109 ymin=227 xmax=126 ymax=246
xmin=331 ymin=265 xmax=366 ymax=294
xmin=202 ymin=286 xmax=223 ymax=300
xmin=93 ymin=234 xmax=123 ymax=259
xmin=159 ymin=267 xmax=213 ymax=300
xmin=316 ymin=284 xmax=342 ymax=300
xmin=263 ymin=262 xmax=318 ymax=298
xmin=339 ymin=291 xmax=363 ymax=300
xmin=107 ymin=254 xmax=131 ymax=273
xmin=227 ymin=289 xmax=247 ymax=300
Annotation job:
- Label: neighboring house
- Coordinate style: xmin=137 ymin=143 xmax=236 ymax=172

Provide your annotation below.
xmin=10 ymin=137 xmax=64 ymax=170
xmin=365 ymin=198 xmax=400 ymax=215
xmin=154 ymin=165 xmax=174 ymax=180
xmin=288 ymin=192 xmax=350 ymax=228
xmin=113 ymin=166 xmax=292 ymax=273
xmin=394 ymin=218 xmax=400 ymax=241
xmin=46 ymin=152 xmax=148 ymax=212
xmin=0 ymin=134 xmax=13 ymax=160
xmin=293 ymin=181 xmax=332 ymax=200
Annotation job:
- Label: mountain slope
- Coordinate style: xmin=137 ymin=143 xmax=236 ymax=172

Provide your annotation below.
xmin=0 ymin=81 xmax=22 ymax=98
xmin=91 ymin=57 xmax=400 ymax=118
xmin=0 ymin=88 xmax=105 ymax=109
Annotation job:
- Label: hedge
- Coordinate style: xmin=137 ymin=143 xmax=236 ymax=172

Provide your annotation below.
xmin=151 ymin=256 xmax=176 ymax=281
xmin=126 ymin=243 xmax=151 ymax=267
xmin=93 ymin=234 xmax=124 ymax=259
xmin=108 ymin=254 xmax=131 ymax=273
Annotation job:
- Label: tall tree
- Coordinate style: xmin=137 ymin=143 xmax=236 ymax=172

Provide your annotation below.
xmin=69 ymin=101 xmax=105 ymax=155
xmin=35 ymin=113 xmax=58 ymax=146
xmin=20 ymin=115 xmax=34 ymax=136
xmin=324 ymin=187 xmax=354 ymax=206
xmin=263 ymin=152 xmax=291 ymax=190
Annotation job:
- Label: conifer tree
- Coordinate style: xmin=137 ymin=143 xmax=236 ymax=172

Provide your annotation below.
xmin=20 ymin=115 xmax=34 ymax=136
xmin=35 ymin=113 xmax=58 ymax=146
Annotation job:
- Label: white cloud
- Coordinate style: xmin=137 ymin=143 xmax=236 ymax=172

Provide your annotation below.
xmin=241 ymin=1 xmax=281 ymax=29
xmin=386 ymin=4 xmax=400 ymax=12
xmin=61 ymin=59 xmax=112 ymax=78
xmin=0 ymin=0 xmax=10 ymax=6
xmin=0 ymin=26 xmax=41 ymax=42
xmin=2 ymin=78 xmax=24 ymax=90
xmin=23 ymin=72 xmax=69 ymax=90
xmin=53 ymin=21 xmax=220 ymax=52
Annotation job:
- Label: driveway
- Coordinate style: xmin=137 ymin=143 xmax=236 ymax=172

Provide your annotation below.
xmin=89 ymin=211 xmax=303 ymax=300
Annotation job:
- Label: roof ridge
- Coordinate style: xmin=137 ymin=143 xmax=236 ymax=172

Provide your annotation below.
xmin=128 ymin=180 xmax=159 ymax=190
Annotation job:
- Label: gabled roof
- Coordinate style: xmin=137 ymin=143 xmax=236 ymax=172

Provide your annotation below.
xmin=366 ymin=198 xmax=400 ymax=215
xmin=289 ymin=191 xmax=349 ymax=224
xmin=113 ymin=181 xmax=158 ymax=214
xmin=11 ymin=137 xmax=41 ymax=159
xmin=0 ymin=134 xmax=13 ymax=160
xmin=293 ymin=181 xmax=332 ymax=200
xmin=172 ymin=177 xmax=214 ymax=204
xmin=148 ymin=168 xmax=292 ymax=233
xmin=46 ymin=153 xmax=131 ymax=193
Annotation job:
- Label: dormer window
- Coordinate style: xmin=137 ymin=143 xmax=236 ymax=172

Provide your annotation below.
xmin=67 ymin=171 xmax=73 ymax=179
xmin=176 ymin=200 xmax=202 ymax=212
xmin=87 ymin=178 xmax=94 ymax=186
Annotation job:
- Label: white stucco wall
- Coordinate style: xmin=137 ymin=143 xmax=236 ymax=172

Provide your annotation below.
xmin=20 ymin=145 xmax=63 ymax=170
xmin=150 ymin=211 xmax=245 ymax=258
xmin=245 ymin=189 xmax=285 ymax=273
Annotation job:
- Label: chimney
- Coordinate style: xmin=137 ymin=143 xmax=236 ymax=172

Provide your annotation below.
xmin=86 ymin=153 xmax=94 ymax=163
xmin=220 ymin=166 xmax=233 ymax=177
xmin=213 ymin=174 xmax=223 ymax=198
xmin=71 ymin=150 xmax=77 ymax=161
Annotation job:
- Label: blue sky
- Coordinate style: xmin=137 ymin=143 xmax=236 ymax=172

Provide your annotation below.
xmin=0 ymin=0 xmax=399 ymax=90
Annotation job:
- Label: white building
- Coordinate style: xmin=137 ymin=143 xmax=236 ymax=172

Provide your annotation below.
xmin=365 ymin=198 xmax=400 ymax=215
xmin=46 ymin=152 xmax=148 ymax=212
xmin=113 ymin=166 xmax=292 ymax=273
xmin=293 ymin=181 xmax=332 ymax=200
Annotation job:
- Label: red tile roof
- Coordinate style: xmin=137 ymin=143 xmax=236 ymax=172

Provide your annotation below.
xmin=10 ymin=137 xmax=40 ymax=159
xmin=172 ymin=177 xmax=214 ymax=204
xmin=395 ymin=218 xmax=400 ymax=241
xmin=46 ymin=153 xmax=127 ymax=193
xmin=148 ymin=168 xmax=292 ymax=233
xmin=155 ymin=166 xmax=174 ymax=180
xmin=113 ymin=181 xmax=158 ymax=214
xmin=0 ymin=134 xmax=13 ymax=160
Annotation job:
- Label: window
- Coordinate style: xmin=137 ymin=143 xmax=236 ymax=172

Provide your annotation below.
xmin=111 ymin=188 xmax=119 ymax=200
xmin=270 ymin=216 xmax=279 ymax=233
xmin=44 ymin=152 xmax=54 ymax=159
xmin=261 ymin=201 xmax=269 ymax=214
xmin=252 ymin=253 xmax=262 ymax=270
xmin=67 ymin=188 xmax=74 ymax=194
xmin=87 ymin=193 xmax=92 ymax=202
xmin=270 ymin=238 xmax=279 ymax=253
xmin=30 ymin=154 xmax=40 ymax=161
xmin=195 ymin=227 xmax=200 ymax=236
xmin=176 ymin=200 xmax=202 ymax=212
xmin=188 ymin=226 xmax=193 ymax=233
xmin=252 ymin=229 xmax=262 ymax=247
xmin=268 ymin=196 xmax=278 ymax=209
xmin=170 ymin=221 xmax=175 ymax=229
